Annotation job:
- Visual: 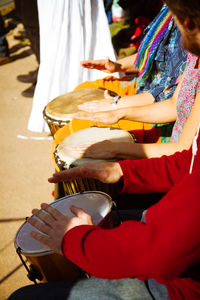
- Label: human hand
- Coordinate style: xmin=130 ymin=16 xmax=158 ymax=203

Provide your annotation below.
xmin=78 ymin=90 xmax=118 ymax=112
xmin=70 ymin=140 xmax=116 ymax=160
xmin=72 ymin=109 xmax=122 ymax=125
xmin=28 ymin=203 xmax=93 ymax=255
xmin=80 ymin=57 xmax=120 ymax=73
xmin=48 ymin=161 xmax=123 ymax=184
xmin=78 ymin=99 xmax=112 ymax=112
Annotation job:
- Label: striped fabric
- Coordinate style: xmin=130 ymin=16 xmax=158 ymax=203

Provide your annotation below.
xmin=135 ymin=5 xmax=173 ymax=80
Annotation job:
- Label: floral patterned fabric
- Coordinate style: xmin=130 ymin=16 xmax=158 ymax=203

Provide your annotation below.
xmin=171 ymin=53 xmax=200 ymax=142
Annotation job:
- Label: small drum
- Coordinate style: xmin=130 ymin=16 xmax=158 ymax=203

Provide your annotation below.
xmin=15 ymin=191 xmax=114 ymax=283
xmin=43 ymin=88 xmax=105 ymax=137
xmin=54 ymin=126 xmax=135 ymax=198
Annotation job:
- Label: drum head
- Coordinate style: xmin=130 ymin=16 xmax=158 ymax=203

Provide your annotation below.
xmin=45 ymin=89 xmax=105 ymax=121
xmin=54 ymin=126 xmax=134 ymax=168
xmin=15 ymin=191 xmax=112 ymax=256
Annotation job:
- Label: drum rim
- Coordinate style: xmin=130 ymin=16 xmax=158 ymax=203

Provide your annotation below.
xmin=43 ymin=107 xmax=70 ymax=124
xmin=15 ymin=191 xmax=113 ymax=256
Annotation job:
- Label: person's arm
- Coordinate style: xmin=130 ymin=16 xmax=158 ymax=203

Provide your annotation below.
xmin=48 ymin=143 xmax=193 ymax=194
xmin=63 ymin=167 xmax=200 ymax=282
xmin=78 ymin=67 xmax=185 ymax=113
xmin=118 ymin=148 xmax=192 ymax=194
xmin=114 ymin=91 xmax=200 ymax=159
xmin=74 ymin=89 xmax=200 ymax=160
xmin=115 ymin=53 xmax=138 ymax=73
xmin=74 ymin=71 xmax=185 ymax=124
xmin=78 ymin=91 xmax=155 ymax=112
xmin=76 ymin=98 xmax=176 ymax=125
xmin=80 ymin=53 xmax=138 ymax=74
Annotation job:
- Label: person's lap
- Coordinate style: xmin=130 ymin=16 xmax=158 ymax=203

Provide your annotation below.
xmin=8 ymin=277 xmax=154 ymax=300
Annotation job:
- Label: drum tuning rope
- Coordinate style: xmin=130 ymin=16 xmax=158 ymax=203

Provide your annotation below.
xmin=16 ymin=247 xmax=42 ymax=284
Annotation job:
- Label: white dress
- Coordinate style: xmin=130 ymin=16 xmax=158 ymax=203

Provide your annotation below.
xmin=28 ymin=0 xmax=117 ymax=132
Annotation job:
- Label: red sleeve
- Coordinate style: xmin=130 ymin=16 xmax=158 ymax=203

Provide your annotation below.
xmin=62 ymin=168 xmax=200 ymax=284
xmin=118 ymin=148 xmax=192 ymax=194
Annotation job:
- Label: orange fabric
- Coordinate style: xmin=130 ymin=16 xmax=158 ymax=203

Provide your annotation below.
xmin=75 ymin=75 xmax=138 ymax=97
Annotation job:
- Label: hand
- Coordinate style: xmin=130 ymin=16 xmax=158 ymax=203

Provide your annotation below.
xmin=78 ymin=90 xmax=118 ymax=112
xmin=28 ymin=203 xmax=93 ymax=255
xmin=80 ymin=57 xmax=120 ymax=73
xmin=70 ymin=140 xmax=116 ymax=160
xmin=72 ymin=109 xmax=122 ymax=125
xmin=48 ymin=161 xmax=123 ymax=184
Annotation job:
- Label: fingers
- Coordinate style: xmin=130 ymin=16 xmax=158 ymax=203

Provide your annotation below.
xmin=70 ymin=144 xmax=90 ymax=157
xmin=28 ymin=215 xmax=52 ymax=236
xmin=29 ymin=230 xmax=63 ymax=255
xmin=73 ymin=111 xmax=101 ymax=122
xmin=40 ymin=203 xmax=64 ymax=220
xmin=30 ymin=230 xmax=51 ymax=247
xmin=28 ymin=204 xmax=65 ymax=231
xmin=80 ymin=60 xmax=97 ymax=69
xmin=71 ymin=144 xmax=91 ymax=151
xmin=80 ymin=59 xmax=106 ymax=70
xmin=78 ymin=100 xmax=104 ymax=112
xmin=48 ymin=167 xmax=82 ymax=183
xmin=32 ymin=207 xmax=56 ymax=224
xmin=70 ymin=205 xmax=93 ymax=224
xmin=70 ymin=205 xmax=88 ymax=218
xmin=73 ymin=111 xmax=112 ymax=124
xmin=72 ymin=112 xmax=90 ymax=120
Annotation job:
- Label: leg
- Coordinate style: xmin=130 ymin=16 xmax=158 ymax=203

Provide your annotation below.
xmin=0 ymin=13 xmax=9 ymax=57
xmin=8 ymin=277 xmax=154 ymax=300
xmin=68 ymin=277 xmax=154 ymax=300
xmin=8 ymin=279 xmax=79 ymax=300
xmin=18 ymin=0 xmax=40 ymax=62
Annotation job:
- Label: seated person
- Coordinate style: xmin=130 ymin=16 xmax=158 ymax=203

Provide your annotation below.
xmin=8 ymin=119 xmax=200 ymax=300
xmin=64 ymin=52 xmax=200 ymax=160
xmin=73 ymin=4 xmax=188 ymax=143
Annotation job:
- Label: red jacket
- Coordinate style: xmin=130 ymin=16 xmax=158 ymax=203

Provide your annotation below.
xmin=62 ymin=131 xmax=200 ymax=300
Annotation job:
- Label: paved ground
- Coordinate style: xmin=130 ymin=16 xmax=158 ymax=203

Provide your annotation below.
xmin=0 ymin=19 xmax=55 ymax=300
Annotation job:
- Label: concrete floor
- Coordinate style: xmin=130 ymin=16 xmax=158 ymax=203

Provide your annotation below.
xmin=0 ymin=27 xmax=55 ymax=299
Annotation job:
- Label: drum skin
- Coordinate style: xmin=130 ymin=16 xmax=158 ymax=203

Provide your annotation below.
xmin=53 ymin=127 xmax=134 ymax=198
xmin=43 ymin=88 xmax=105 ymax=137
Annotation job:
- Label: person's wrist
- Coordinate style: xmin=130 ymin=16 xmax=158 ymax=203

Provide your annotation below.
xmin=114 ymin=62 xmax=122 ymax=72
xmin=111 ymin=95 xmax=121 ymax=107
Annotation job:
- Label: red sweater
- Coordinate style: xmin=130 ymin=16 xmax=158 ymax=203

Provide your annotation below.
xmin=62 ymin=136 xmax=200 ymax=300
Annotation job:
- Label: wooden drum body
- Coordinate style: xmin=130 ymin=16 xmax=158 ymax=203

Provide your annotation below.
xmin=15 ymin=191 xmax=114 ymax=283
xmin=43 ymin=88 xmax=105 ymax=137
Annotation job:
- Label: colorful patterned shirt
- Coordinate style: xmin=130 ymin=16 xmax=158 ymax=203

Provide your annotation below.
xmin=171 ymin=53 xmax=200 ymax=142
xmin=135 ymin=21 xmax=187 ymax=102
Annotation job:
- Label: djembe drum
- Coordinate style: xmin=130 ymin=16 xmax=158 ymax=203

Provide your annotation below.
xmin=43 ymin=88 xmax=105 ymax=137
xmin=53 ymin=126 xmax=136 ymax=198
xmin=15 ymin=191 xmax=114 ymax=283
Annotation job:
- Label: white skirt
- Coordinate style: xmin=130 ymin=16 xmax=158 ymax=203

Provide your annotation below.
xmin=28 ymin=0 xmax=117 ymax=132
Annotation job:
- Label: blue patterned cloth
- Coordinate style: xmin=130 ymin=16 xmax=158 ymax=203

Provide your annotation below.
xmin=135 ymin=21 xmax=187 ymax=102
